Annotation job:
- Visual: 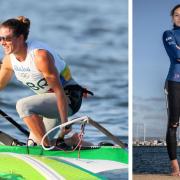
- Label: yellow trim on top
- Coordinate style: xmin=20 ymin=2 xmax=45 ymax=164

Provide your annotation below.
xmin=61 ymin=65 xmax=72 ymax=81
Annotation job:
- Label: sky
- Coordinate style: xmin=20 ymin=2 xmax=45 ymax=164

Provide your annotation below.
xmin=133 ymin=0 xmax=180 ymax=137
xmin=133 ymin=0 xmax=180 ymax=99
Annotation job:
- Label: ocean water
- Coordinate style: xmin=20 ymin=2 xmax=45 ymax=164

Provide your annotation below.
xmin=133 ymin=96 xmax=172 ymax=175
xmin=133 ymin=146 xmax=177 ymax=174
xmin=0 ymin=0 xmax=128 ymax=179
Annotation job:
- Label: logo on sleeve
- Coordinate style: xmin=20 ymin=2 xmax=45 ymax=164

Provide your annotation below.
xmin=165 ymin=37 xmax=172 ymax=41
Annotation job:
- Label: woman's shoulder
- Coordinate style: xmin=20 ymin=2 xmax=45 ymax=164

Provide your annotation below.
xmin=163 ymin=29 xmax=173 ymax=35
xmin=1 ymin=55 xmax=12 ymax=70
xmin=162 ymin=29 xmax=175 ymax=40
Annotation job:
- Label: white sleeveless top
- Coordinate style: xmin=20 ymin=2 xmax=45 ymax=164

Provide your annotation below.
xmin=10 ymin=40 xmax=73 ymax=94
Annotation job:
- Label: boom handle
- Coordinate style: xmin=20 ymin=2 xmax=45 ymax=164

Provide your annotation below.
xmin=88 ymin=118 xmax=126 ymax=148
xmin=0 ymin=109 xmax=29 ymax=137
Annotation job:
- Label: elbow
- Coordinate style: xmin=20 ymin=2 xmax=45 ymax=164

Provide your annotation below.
xmin=176 ymin=56 xmax=180 ymax=62
xmin=175 ymin=47 xmax=180 ymax=61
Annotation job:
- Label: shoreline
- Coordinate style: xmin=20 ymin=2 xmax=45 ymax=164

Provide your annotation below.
xmin=133 ymin=174 xmax=180 ymax=180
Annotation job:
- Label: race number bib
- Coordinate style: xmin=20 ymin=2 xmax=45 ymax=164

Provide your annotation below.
xmin=26 ymin=78 xmax=50 ymax=93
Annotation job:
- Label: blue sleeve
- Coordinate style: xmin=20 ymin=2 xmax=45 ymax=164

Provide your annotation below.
xmin=163 ymin=30 xmax=180 ymax=60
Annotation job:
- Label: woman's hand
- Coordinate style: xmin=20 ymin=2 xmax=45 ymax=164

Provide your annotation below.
xmin=59 ymin=125 xmax=72 ymax=139
xmin=176 ymin=45 xmax=180 ymax=49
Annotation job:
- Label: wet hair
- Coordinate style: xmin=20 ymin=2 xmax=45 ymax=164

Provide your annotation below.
xmin=171 ymin=4 xmax=180 ymax=16
xmin=0 ymin=16 xmax=30 ymax=41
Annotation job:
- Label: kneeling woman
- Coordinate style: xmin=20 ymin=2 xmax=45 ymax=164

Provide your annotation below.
xmin=0 ymin=16 xmax=92 ymax=147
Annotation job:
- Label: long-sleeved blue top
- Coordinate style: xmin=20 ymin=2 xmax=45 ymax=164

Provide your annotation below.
xmin=163 ymin=26 xmax=180 ymax=82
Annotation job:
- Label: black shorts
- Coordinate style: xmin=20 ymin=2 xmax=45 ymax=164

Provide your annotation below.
xmin=165 ymin=80 xmax=180 ymax=125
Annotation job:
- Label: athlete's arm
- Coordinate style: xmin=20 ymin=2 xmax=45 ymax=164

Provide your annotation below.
xmin=176 ymin=45 xmax=180 ymax=61
xmin=0 ymin=55 xmax=13 ymax=90
xmin=163 ymin=30 xmax=180 ymax=61
xmin=34 ymin=49 xmax=69 ymax=126
xmin=176 ymin=45 xmax=180 ymax=49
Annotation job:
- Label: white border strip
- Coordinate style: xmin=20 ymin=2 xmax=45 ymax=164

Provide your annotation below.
xmin=128 ymin=0 xmax=133 ymax=179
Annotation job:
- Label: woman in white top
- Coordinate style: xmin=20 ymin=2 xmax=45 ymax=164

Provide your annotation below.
xmin=0 ymin=16 xmax=91 ymax=147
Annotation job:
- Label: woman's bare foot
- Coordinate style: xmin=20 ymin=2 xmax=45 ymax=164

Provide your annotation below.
xmin=171 ymin=159 xmax=180 ymax=176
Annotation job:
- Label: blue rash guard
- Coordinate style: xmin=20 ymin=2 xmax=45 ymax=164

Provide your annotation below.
xmin=163 ymin=26 xmax=180 ymax=82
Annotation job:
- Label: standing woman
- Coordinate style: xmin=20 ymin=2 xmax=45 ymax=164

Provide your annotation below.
xmin=163 ymin=4 xmax=180 ymax=176
xmin=0 ymin=16 xmax=87 ymax=147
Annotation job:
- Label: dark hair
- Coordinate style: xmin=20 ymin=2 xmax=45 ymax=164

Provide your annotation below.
xmin=171 ymin=4 xmax=180 ymax=16
xmin=0 ymin=16 xmax=30 ymax=41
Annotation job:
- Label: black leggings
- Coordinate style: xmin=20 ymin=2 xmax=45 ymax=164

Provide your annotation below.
xmin=165 ymin=81 xmax=180 ymax=160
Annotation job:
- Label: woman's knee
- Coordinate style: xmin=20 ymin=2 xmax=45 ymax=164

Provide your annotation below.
xmin=166 ymin=124 xmax=178 ymax=143
xmin=16 ymin=98 xmax=34 ymax=118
